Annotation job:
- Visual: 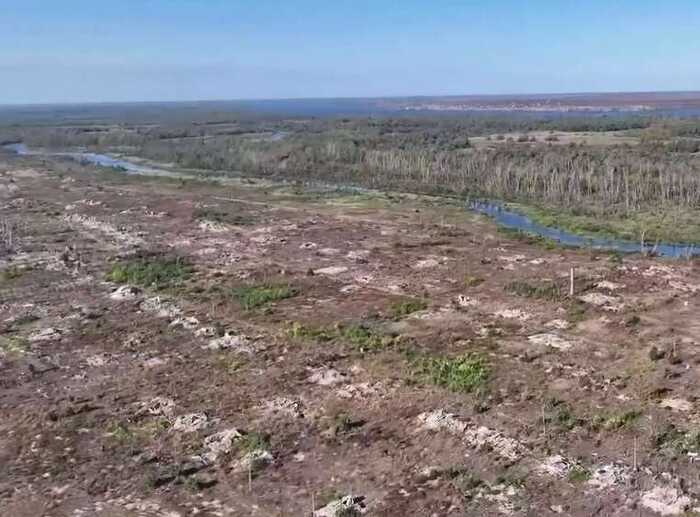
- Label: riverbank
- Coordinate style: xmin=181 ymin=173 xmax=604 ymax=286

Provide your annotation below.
xmin=514 ymin=203 xmax=700 ymax=248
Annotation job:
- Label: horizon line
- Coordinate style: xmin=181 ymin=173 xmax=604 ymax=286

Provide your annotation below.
xmin=3 ymin=89 xmax=700 ymax=109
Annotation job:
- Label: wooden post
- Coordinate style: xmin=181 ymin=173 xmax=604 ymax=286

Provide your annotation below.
xmin=569 ymin=267 xmax=575 ymax=297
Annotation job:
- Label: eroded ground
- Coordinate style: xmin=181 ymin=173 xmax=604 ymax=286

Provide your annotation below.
xmin=3 ymin=154 xmax=700 ymax=516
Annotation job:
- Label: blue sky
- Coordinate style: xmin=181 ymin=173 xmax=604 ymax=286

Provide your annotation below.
xmin=1 ymin=0 xmax=699 ymax=104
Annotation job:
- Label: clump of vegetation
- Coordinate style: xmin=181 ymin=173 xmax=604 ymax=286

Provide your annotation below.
xmin=568 ymin=465 xmax=591 ymax=483
xmin=338 ymin=324 xmax=394 ymax=352
xmin=463 ymin=274 xmax=484 ymax=288
xmin=193 ymin=207 xmax=255 ymax=226
xmin=389 ymin=298 xmax=428 ymax=319
xmin=496 ymin=226 xmax=559 ymax=250
xmin=236 ymin=431 xmax=270 ymax=454
xmin=505 ymin=280 xmax=561 ymax=301
xmin=447 ymin=468 xmax=483 ymax=498
xmin=106 ymin=419 xmax=169 ymax=450
xmin=414 ymin=353 xmax=490 ymax=393
xmin=590 ymin=409 xmax=641 ymax=431
xmin=12 ymin=313 xmax=39 ymax=327
xmin=653 ymin=425 xmax=700 ymax=458
xmin=107 ymin=256 xmax=192 ymax=289
xmin=0 ymin=336 xmax=30 ymax=358
xmin=544 ymin=400 xmax=581 ymax=432
xmin=287 ymin=321 xmax=335 ymax=342
xmin=287 ymin=321 xmax=395 ymax=352
xmin=0 ymin=266 xmax=24 ymax=283
xmin=213 ymin=354 xmax=248 ymax=374
xmin=232 ymin=284 xmax=298 ymax=310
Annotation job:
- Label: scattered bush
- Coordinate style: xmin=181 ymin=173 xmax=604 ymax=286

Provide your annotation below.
xmin=232 ymin=284 xmax=298 ymax=309
xmin=505 ymin=280 xmax=561 ymax=300
xmin=415 ymin=353 xmax=490 ymax=393
xmin=107 ymin=257 xmax=192 ymax=289
xmin=390 ymin=298 xmax=428 ymax=319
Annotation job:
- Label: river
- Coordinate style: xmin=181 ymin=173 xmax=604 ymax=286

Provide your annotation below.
xmin=4 ymin=142 xmax=699 ymax=258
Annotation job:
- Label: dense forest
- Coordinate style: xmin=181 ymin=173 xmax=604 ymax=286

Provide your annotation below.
xmin=4 ymin=115 xmax=700 ymax=220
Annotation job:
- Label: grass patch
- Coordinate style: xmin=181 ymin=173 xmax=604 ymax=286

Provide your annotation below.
xmin=236 ymin=432 xmax=270 ymax=454
xmin=193 ymin=207 xmax=255 ymax=226
xmin=568 ymin=465 xmax=591 ymax=483
xmin=653 ymin=425 xmax=700 ymax=458
xmin=463 ymin=274 xmax=484 ymax=288
xmin=496 ymin=226 xmax=560 ymax=250
xmin=505 ymin=280 xmax=561 ymax=301
xmin=0 ymin=336 xmax=30 ymax=358
xmin=544 ymin=400 xmax=582 ymax=432
xmin=107 ymin=257 xmax=192 ymax=289
xmin=287 ymin=321 xmax=335 ymax=342
xmin=12 ymin=313 xmax=40 ymax=327
xmin=286 ymin=321 xmax=396 ymax=352
xmin=232 ymin=284 xmax=298 ymax=310
xmin=389 ymin=298 xmax=428 ymax=319
xmin=213 ymin=354 xmax=248 ymax=374
xmin=591 ymin=409 xmax=641 ymax=431
xmin=338 ymin=324 xmax=394 ymax=352
xmin=566 ymin=301 xmax=588 ymax=322
xmin=515 ymin=203 xmax=700 ymax=245
xmin=414 ymin=353 xmax=490 ymax=394
xmin=0 ymin=266 xmax=24 ymax=283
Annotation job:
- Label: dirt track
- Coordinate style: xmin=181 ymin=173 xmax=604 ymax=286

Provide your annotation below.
xmin=3 ymin=154 xmax=700 ymax=516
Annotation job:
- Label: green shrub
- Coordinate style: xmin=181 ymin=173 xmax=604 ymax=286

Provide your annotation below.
xmin=390 ymin=298 xmax=428 ymax=319
xmin=232 ymin=284 xmax=298 ymax=309
xmin=415 ymin=353 xmax=490 ymax=393
xmin=107 ymin=257 xmax=192 ymax=289
xmin=505 ymin=280 xmax=561 ymax=301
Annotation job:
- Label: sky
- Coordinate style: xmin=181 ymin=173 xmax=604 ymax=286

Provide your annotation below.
xmin=1 ymin=0 xmax=699 ymax=104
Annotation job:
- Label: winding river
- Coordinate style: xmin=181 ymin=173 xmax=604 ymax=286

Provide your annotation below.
xmin=4 ymin=142 xmax=699 ymax=258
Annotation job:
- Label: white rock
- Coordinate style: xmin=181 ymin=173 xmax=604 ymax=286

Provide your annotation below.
xmin=85 ymin=354 xmax=109 ymax=367
xmin=194 ymin=326 xmax=217 ymax=338
xmin=30 ymin=327 xmax=63 ymax=342
xmin=172 ymin=413 xmax=209 ymax=433
xmin=595 ymin=280 xmax=625 ymax=291
xmin=314 ymin=495 xmax=367 ymax=517
xmin=659 ymin=398 xmax=693 ymax=412
xmin=143 ymin=357 xmax=167 ymax=368
xmin=140 ymin=297 xmax=182 ymax=318
xmin=545 ymin=319 xmax=570 ymax=330
xmin=203 ymin=428 xmax=243 ymax=462
xmin=538 ymin=455 xmax=573 ymax=477
xmin=578 ymin=293 xmax=623 ymax=312
xmin=314 ymin=266 xmax=348 ymax=276
xmin=347 ymin=250 xmax=370 ymax=262
xmin=205 ymin=332 xmax=251 ymax=351
xmin=110 ymin=285 xmax=141 ymax=300
xmin=141 ymin=396 xmax=176 ymax=417
xmin=412 ymin=258 xmax=440 ymax=270
xmin=417 ymin=410 xmax=524 ymax=462
xmin=198 ymin=220 xmax=229 ymax=233
xmin=230 ymin=449 xmax=273 ymax=473
xmin=640 ymin=486 xmax=691 ymax=516
xmin=457 ymin=295 xmax=477 ymax=307
xmin=169 ymin=316 xmax=200 ymax=330
xmin=260 ymin=397 xmax=304 ymax=418
xmin=417 ymin=409 xmax=468 ymax=435
xmin=308 ymin=367 xmax=347 ymax=386
xmin=495 ymin=308 xmax=531 ymax=321
xmin=587 ymin=463 xmax=630 ymax=490
xmin=528 ymin=333 xmax=574 ymax=351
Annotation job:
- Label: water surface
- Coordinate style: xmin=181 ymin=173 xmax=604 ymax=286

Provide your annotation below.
xmin=4 ymin=142 xmax=698 ymax=258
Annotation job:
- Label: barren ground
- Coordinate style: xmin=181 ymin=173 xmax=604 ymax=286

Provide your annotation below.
xmin=3 ymin=153 xmax=700 ymax=516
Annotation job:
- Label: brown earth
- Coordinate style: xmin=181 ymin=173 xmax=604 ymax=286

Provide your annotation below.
xmin=2 ymin=153 xmax=700 ymax=516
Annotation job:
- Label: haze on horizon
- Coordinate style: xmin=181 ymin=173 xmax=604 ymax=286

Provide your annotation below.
xmin=1 ymin=0 xmax=699 ymax=105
